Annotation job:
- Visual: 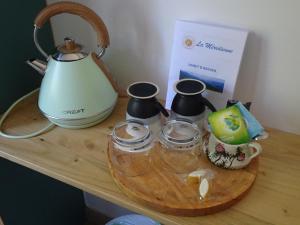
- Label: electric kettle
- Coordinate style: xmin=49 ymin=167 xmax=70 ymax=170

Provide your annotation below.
xmin=27 ymin=1 xmax=118 ymax=129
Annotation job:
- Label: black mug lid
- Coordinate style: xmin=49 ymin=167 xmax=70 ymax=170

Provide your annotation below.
xmin=127 ymin=81 xmax=159 ymax=99
xmin=174 ymin=79 xmax=206 ymax=95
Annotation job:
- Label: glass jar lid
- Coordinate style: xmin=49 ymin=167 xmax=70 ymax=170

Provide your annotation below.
xmin=112 ymin=120 xmax=153 ymax=152
xmin=160 ymin=120 xmax=201 ymax=150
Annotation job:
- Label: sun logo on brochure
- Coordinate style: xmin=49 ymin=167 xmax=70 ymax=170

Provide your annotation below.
xmin=183 ymin=35 xmax=195 ymax=49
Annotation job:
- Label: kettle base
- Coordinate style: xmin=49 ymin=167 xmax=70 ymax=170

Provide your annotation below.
xmin=45 ymin=107 xmax=114 ymax=129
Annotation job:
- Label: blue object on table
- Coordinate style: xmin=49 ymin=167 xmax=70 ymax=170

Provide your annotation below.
xmin=235 ymin=102 xmax=264 ymax=139
xmin=105 ymin=214 xmax=161 ymax=225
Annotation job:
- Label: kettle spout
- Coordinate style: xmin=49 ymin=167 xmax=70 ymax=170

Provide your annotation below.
xmin=26 ymin=58 xmax=47 ymax=75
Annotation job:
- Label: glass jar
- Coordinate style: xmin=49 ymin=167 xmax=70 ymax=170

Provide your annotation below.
xmin=111 ymin=120 xmax=154 ymax=177
xmin=159 ymin=119 xmax=201 ymax=174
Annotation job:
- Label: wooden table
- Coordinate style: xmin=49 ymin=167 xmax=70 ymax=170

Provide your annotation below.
xmin=0 ymin=93 xmax=300 ymax=225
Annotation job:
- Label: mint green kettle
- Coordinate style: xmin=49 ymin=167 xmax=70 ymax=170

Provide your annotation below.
xmin=27 ymin=2 xmax=118 ymax=129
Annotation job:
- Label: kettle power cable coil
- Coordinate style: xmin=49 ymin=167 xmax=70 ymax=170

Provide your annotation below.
xmin=0 ymin=88 xmax=55 ymax=139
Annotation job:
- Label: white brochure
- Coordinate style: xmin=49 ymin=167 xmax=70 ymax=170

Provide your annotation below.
xmin=165 ymin=20 xmax=248 ymax=110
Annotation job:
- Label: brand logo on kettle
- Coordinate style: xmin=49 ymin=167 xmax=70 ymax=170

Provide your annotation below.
xmin=63 ymin=108 xmax=85 ymax=115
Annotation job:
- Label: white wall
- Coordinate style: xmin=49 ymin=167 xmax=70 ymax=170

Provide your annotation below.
xmin=46 ymin=0 xmax=300 ymax=134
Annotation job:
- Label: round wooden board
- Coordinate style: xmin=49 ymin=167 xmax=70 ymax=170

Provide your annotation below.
xmin=107 ymin=136 xmax=259 ymax=216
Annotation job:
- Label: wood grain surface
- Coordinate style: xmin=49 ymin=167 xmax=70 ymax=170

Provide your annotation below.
xmin=0 ymin=93 xmax=300 ymax=225
xmin=107 ymin=137 xmax=259 ymax=216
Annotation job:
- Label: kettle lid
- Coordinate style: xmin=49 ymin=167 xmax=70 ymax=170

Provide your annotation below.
xmin=53 ymin=37 xmax=87 ymax=61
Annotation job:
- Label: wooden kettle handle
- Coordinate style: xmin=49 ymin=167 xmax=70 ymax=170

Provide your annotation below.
xmin=34 ymin=1 xmax=109 ymax=48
